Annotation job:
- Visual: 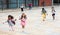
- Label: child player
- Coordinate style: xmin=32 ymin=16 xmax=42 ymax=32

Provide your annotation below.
xmin=19 ymin=13 xmax=27 ymax=32
xmin=51 ymin=7 xmax=56 ymax=20
xmin=41 ymin=8 xmax=47 ymax=21
xmin=3 ymin=15 xmax=16 ymax=31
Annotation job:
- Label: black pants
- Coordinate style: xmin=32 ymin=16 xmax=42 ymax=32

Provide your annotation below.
xmin=29 ymin=6 xmax=31 ymax=9
xmin=21 ymin=8 xmax=23 ymax=12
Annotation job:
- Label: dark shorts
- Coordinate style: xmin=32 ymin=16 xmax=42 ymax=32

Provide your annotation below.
xmin=21 ymin=8 xmax=23 ymax=11
xmin=52 ymin=13 xmax=55 ymax=16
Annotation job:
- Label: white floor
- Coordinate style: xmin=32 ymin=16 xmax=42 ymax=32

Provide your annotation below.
xmin=0 ymin=6 xmax=60 ymax=35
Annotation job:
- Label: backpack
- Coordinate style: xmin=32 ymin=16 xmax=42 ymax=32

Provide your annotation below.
xmin=11 ymin=21 xmax=15 ymax=25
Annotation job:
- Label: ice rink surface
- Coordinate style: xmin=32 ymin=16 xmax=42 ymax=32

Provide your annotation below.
xmin=0 ymin=6 xmax=60 ymax=35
